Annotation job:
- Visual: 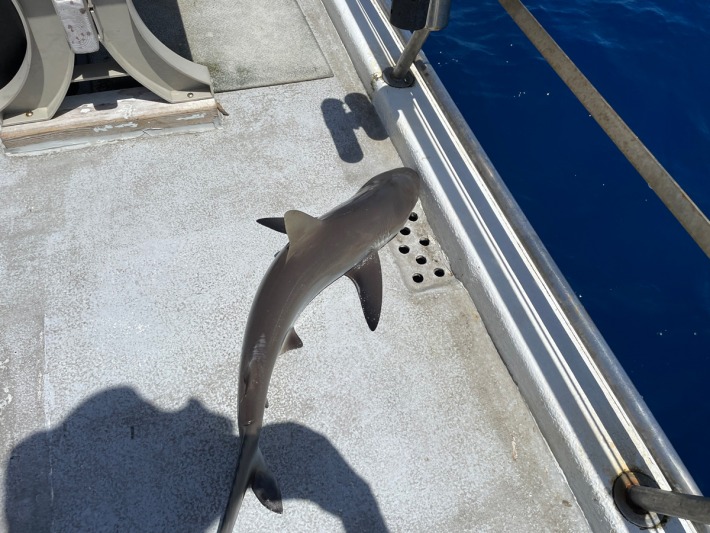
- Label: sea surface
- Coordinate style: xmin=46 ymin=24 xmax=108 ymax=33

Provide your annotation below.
xmin=425 ymin=1 xmax=710 ymax=493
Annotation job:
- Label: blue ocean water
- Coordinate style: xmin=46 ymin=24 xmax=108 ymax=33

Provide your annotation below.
xmin=425 ymin=1 xmax=710 ymax=493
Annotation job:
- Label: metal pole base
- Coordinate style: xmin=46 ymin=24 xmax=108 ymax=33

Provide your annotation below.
xmin=382 ymin=29 xmax=430 ymax=89
xmin=613 ymin=472 xmax=665 ymax=528
xmin=382 ymin=66 xmax=415 ymax=88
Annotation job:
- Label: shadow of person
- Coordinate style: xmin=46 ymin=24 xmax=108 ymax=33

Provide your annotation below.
xmin=262 ymin=422 xmax=388 ymax=533
xmin=4 ymin=388 xmax=387 ymax=532
xmin=5 ymin=387 xmax=237 ymax=533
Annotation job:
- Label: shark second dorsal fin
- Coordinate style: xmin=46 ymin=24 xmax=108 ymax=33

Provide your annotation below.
xmin=280 ymin=327 xmax=303 ymax=354
xmin=284 ymin=210 xmax=320 ymax=243
xmin=345 ymin=251 xmax=383 ymax=331
xmin=257 ymin=217 xmax=287 ymax=234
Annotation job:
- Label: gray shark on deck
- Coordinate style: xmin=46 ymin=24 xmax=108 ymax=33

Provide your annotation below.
xmin=218 ymin=167 xmax=420 ymax=532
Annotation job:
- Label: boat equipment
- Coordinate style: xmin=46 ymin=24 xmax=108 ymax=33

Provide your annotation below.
xmin=0 ymin=0 xmax=213 ymax=126
xmin=381 ymin=0 xmax=710 ymax=527
xmin=382 ymin=0 xmax=450 ymax=87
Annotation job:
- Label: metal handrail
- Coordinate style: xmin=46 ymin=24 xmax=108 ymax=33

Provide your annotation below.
xmin=497 ymin=0 xmax=710 ymax=260
xmin=613 ymin=472 xmax=710 ymax=528
xmin=628 ymin=485 xmax=710 ymax=524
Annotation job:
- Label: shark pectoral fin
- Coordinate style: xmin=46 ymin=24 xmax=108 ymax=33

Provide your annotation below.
xmin=257 ymin=217 xmax=287 ymax=234
xmin=346 ymin=251 xmax=383 ymax=331
xmin=252 ymin=449 xmax=283 ymax=514
xmin=280 ymin=327 xmax=304 ymax=354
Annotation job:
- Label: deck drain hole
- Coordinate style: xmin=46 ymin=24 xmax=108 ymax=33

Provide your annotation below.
xmin=419 ymin=238 xmax=430 ymax=246
xmin=399 ymin=245 xmax=410 ymax=254
xmin=434 ymin=268 xmax=445 ymax=277
xmin=412 ymin=273 xmax=424 ymax=283
xmin=416 ymin=255 xmax=427 ymax=265
xmin=400 ymin=227 xmax=411 ymax=235
xmin=408 ymin=212 xmax=419 ymax=221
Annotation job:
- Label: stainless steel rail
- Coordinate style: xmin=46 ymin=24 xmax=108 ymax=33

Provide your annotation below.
xmin=628 ymin=485 xmax=710 ymax=524
xmin=613 ymin=471 xmax=710 ymax=527
xmin=498 ymin=0 xmax=710 ymax=260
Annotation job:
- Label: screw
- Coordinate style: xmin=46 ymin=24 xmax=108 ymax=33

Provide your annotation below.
xmin=187 ymin=93 xmax=194 ymax=98
xmin=25 ymin=111 xmax=33 ymax=117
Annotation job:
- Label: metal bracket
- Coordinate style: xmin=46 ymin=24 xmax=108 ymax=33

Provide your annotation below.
xmin=0 ymin=0 xmax=213 ymax=126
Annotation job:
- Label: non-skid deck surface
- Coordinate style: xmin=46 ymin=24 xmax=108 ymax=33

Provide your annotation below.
xmin=0 ymin=1 xmax=589 ymax=531
xmin=133 ymin=0 xmax=333 ymax=92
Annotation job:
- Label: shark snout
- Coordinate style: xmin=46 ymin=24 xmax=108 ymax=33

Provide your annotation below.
xmin=391 ymin=167 xmax=421 ymax=201
xmin=366 ymin=167 xmax=420 ymax=204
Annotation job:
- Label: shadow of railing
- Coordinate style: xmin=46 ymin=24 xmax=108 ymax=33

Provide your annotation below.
xmin=322 ymin=93 xmax=389 ymax=163
xmin=4 ymin=387 xmax=387 ymax=532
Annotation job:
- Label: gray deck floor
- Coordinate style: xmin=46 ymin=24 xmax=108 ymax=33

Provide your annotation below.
xmin=0 ymin=0 xmax=590 ymax=531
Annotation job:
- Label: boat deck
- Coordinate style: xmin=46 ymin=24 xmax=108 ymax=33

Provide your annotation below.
xmin=0 ymin=0 xmax=590 ymax=531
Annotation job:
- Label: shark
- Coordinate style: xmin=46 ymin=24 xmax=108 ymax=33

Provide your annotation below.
xmin=218 ymin=167 xmax=421 ymax=532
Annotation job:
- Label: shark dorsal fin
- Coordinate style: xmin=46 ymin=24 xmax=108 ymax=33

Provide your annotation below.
xmin=345 ymin=251 xmax=383 ymax=331
xmin=284 ymin=210 xmax=320 ymax=243
xmin=256 ymin=217 xmax=287 ymax=234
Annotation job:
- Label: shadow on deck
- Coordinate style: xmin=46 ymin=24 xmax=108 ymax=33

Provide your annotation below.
xmin=4 ymin=387 xmax=386 ymax=532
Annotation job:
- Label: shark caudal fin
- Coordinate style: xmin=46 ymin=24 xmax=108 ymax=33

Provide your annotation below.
xmin=218 ymin=435 xmax=283 ymax=533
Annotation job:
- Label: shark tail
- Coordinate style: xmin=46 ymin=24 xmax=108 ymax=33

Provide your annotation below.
xmin=218 ymin=434 xmax=283 ymax=533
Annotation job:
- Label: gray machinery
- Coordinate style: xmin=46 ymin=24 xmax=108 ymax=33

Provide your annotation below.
xmin=0 ymin=0 xmax=213 ymax=126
